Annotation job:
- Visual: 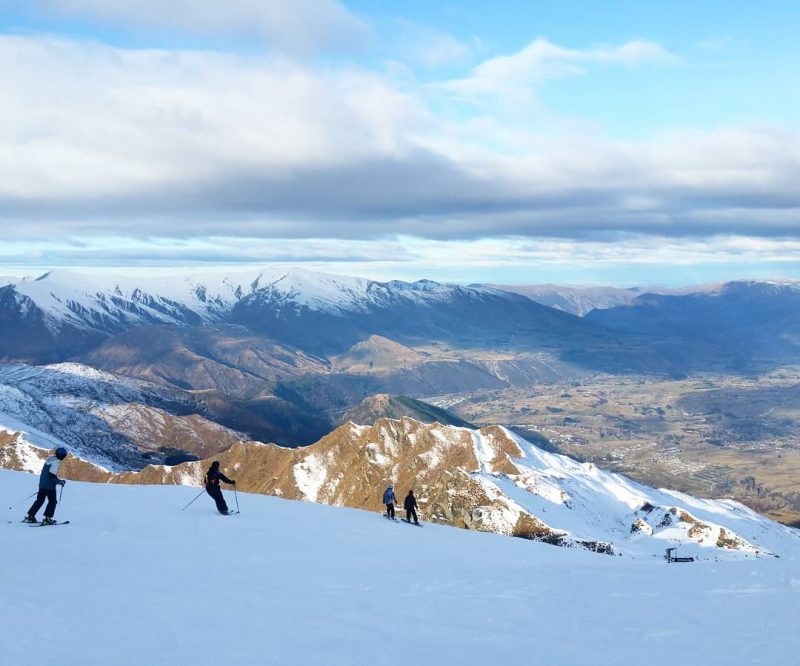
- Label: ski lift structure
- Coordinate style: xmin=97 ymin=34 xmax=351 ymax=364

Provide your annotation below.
xmin=664 ymin=547 xmax=694 ymax=563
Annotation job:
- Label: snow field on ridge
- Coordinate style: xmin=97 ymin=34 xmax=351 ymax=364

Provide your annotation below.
xmin=2 ymin=470 xmax=799 ymax=666
xmin=7 ymin=267 xmax=476 ymax=331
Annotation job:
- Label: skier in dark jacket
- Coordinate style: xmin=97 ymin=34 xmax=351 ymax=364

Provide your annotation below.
xmin=403 ymin=489 xmax=419 ymax=525
xmin=204 ymin=461 xmax=236 ymax=515
xmin=383 ymin=484 xmax=397 ymax=519
xmin=24 ymin=447 xmax=68 ymax=525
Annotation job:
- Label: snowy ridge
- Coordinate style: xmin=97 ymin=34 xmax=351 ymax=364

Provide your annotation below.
xmin=466 ymin=426 xmax=795 ymax=559
xmin=490 ymin=280 xmax=800 ymax=316
xmin=5 ymin=268 xmax=503 ymax=334
xmin=9 ymin=269 xmax=265 ymax=332
xmin=487 ymin=283 xmax=642 ymax=316
xmin=0 ymin=362 xmax=241 ymax=470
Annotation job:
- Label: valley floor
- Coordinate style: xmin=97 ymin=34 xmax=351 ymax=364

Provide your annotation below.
xmin=436 ymin=370 xmax=800 ymax=525
xmin=1 ymin=470 xmax=799 ymax=666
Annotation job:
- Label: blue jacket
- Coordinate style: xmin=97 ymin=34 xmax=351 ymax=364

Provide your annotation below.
xmin=39 ymin=456 xmax=62 ymax=491
xmin=383 ymin=487 xmax=396 ymax=504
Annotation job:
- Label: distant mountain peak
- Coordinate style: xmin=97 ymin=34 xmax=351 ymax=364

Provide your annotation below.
xmin=332 ymin=335 xmax=426 ymax=372
xmin=340 ymin=393 xmax=473 ymax=429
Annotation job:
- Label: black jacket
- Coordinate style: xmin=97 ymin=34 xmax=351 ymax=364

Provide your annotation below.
xmin=204 ymin=467 xmax=233 ymax=487
xmin=404 ymin=493 xmax=417 ymax=511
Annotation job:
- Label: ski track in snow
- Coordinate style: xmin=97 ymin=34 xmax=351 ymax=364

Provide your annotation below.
xmin=1 ymin=469 xmax=799 ymax=666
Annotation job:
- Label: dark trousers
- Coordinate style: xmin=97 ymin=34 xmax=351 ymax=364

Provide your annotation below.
xmin=385 ymin=503 xmax=395 ymax=519
xmin=29 ymin=489 xmax=57 ymax=519
xmin=406 ymin=507 xmax=418 ymax=524
xmin=206 ymin=484 xmax=229 ymax=514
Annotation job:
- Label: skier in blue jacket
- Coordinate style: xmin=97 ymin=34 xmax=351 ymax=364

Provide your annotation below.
xmin=24 ymin=447 xmax=68 ymax=525
xmin=383 ymin=484 xmax=397 ymax=519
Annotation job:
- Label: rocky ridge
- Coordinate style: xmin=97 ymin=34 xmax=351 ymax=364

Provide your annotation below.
xmin=2 ymin=417 xmax=793 ymax=559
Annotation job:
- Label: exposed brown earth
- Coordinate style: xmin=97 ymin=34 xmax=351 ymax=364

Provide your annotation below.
xmin=330 ymin=335 xmax=427 ymax=373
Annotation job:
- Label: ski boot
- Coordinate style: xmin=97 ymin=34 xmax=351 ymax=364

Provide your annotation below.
xmin=23 ymin=514 xmax=38 ymax=524
xmin=41 ymin=517 xmax=56 ymax=526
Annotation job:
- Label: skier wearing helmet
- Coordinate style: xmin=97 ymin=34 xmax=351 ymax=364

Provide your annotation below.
xmin=24 ymin=447 xmax=68 ymax=525
xmin=204 ymin=461 xmax=236 ymax=515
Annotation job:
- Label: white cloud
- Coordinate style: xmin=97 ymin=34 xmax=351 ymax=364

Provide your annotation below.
xmin=2 ymin=234 xmax=798 ymax=287
xmin=393 ymin=22 xmax=475 ymax=69
xmin=437 ymin=38 xmax=678 ymax=102
xmin=19 ymin=0 xmax=370 ymax=53
xmin=0 ymin=35 xmax=424 ymax=200
xmin=0 ymin=35 xmax=798 ymax=245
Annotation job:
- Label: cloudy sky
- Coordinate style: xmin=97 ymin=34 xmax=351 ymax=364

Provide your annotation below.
xmin=1 ymin=0 xmax=799 ymax=285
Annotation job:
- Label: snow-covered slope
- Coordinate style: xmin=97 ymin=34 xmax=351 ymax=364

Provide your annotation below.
xmin=8 ymin=268 xmax=261 ymax=331
xmin=488 ymin=283 xmax=644 ymax=315
xmin=471 ymin=426 xmax=793 ymax=559
xmin=1 ymin=468 xmax=798 ymax=666
xmin=0 ymin=363 xmax=242 ymax=469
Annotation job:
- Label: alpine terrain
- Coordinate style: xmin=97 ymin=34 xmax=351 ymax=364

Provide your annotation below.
xmin=1 ymin=468 xmax=799 ymax=666
xmin=2 ymin=416 xmax=796 ymax=559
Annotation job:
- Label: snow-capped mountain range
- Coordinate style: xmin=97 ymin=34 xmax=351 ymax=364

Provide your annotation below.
xmin=4 ymin=268 xmax=799 ymax=374
xmin=6 ymin=269 xmax=800 ymax=336
xmin=491 ymin=279 xmax=800 ymax=316
xmin=0 ymin=267 xmax=595 ymax=362
xmin=3 ymin=268 xmax=364 ymax=337
xmin=488 ymin=283 xmax=644 ymax=316
xmin=4 ymin=268 xmax=514 ymax=334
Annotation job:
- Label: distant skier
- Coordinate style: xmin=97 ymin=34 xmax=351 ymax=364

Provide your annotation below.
xmin=204 ymin=461 xmax=236 ymax=515
xmin=403 ymin=489 xmax=419 ymax=525
xmin=383 ymin=484 xmax=397 ymax=520
xmin=24 ymin=447 xmax=68 ymax=525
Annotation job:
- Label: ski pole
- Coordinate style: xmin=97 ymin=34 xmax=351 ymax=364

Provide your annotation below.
xmin=8 ymin=491 xmax=37 ymax=510
xmin=233 ymin=485 xmax=240 ymax=513
xmin=181 ymin=488 xmax=206 ymax=511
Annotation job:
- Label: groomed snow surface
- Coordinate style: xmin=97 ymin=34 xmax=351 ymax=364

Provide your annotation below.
xmin=2 ymin=470 xmax=799 ymax=666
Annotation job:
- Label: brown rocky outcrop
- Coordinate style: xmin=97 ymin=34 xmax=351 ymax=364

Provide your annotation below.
xmin=1 ymin=417 xmax=574 ymax=547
